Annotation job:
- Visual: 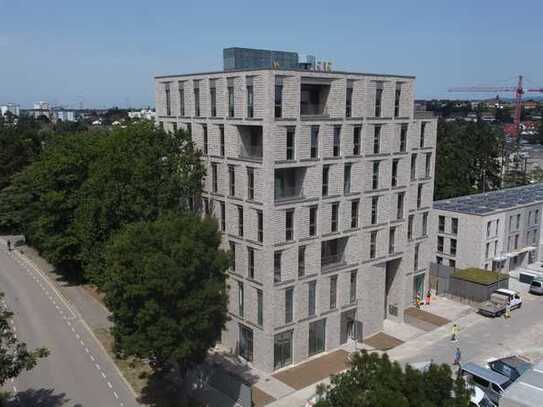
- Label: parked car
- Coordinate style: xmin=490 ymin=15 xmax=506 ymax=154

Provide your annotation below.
xmin=494 ymin=289 xmax=522 ymax=309
xmin=529 ymin=277 xmax=543 ymax=295
xmin=487 ymin=356 xmax=532 ymax=382
xmin=459 ymin=362 xmax=512 ymax=405
xmin=469 ymin=385 xmax=496 ymax=407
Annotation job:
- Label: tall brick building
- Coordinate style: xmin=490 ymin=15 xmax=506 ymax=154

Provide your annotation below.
xmin=154 ymin=49 xmax=436 ymax=373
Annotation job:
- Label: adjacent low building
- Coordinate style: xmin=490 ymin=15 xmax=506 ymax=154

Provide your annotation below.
xmin=433 ymin=184 xmax=543 ymax=273
xmin=154 ymin=48 xmax=437 ymax=373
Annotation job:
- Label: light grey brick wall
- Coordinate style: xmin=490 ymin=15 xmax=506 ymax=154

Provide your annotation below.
xmin=155 ymin=67 xmax=434 ymax=373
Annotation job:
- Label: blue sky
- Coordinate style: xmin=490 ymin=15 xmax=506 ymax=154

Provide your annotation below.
xmin=1 ymin=0 xmax=542 ymax=108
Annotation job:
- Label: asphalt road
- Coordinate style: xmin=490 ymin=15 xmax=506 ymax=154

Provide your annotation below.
xmin=0 ymin=242 xmax=140 ymax=407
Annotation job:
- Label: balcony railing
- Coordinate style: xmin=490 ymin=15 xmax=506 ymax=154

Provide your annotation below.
xmin=301 ymin=104 xmax=328 ymax=117
xmin=275 ymin=186 xmax=303 ymax=202
xmin=239 ymin=145 xmax=263 ymax=160
xmin=321 ymin=254 xmax=344 ymax=267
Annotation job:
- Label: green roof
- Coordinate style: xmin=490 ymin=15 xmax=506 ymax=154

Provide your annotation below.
xmin=452 ymin=268 xmax=509 ymax=285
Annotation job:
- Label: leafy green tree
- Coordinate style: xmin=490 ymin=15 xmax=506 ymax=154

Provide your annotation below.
xmin=0 ymin=293 xmax=49 ymax=386
xmin=73 ymin=122 xmax=204 ymax=286
xmin=316 ymin=351 xmax=471 ymax=407
xmin=103 ymin=213 xmax=229 ymax=378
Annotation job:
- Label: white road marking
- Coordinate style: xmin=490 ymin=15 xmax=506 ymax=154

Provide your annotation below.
xmin=90 ymin=355 xmax=95 ymax=362
xmin=95 ymin=363 xmax=101 ymax=370
xmin=101 ymin=372 xmax=107 ymax=378
xmin=85 ymin=347 xmax=90 ymax=353
xmin=80 ymin=340 xmax=85 ymax=346
xmin=113 ymin=391 xmax=119 ymax=399
xmin=107 ymin=381 xmax=112 ymax=389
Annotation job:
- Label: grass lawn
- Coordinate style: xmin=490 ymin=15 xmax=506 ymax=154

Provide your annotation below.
xmin=452 ymin=268 xmax=509 ymax=285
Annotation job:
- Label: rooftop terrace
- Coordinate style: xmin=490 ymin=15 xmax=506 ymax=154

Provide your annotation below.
xmin=433 ymin=183 xmax=543 ymax=215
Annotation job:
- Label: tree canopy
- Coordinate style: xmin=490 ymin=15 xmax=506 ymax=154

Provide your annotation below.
xmin=0 ymin=293 xmax=49 ymax=386
xmin=0 ymin=122 xmax=204 ymax=285
xmin=315 ymin=351 xmax=472 ymax=407
xmin=434 ymin=119 xmax=503 ymax=200
xmin=103 ymin=213 xmax=229 ymax=372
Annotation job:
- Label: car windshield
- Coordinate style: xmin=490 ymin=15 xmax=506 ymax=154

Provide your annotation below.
xmin=501 ymin=379 xmax=512 ymax=390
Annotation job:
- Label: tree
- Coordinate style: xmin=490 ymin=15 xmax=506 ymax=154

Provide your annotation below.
xmin=315 ymin=351 xmax=471 ymax=407
xmin=103 ymin=213 xmax=229 ymax=379
xmin=0 ymin=293 xmax=49 ymax=386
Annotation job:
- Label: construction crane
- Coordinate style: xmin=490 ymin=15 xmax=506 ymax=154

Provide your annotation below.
xmin=449 ymin=75 xmax=543 ymax=138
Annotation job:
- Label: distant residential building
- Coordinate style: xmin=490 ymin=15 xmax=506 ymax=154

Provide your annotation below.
xmin=127 ymin=108 xmax=156 ymax=121
xmin=33 ymin=101 xmax=50 ymax=110
xmin=432 ymin=184 xmax=543 ymax=273
xmin=155 ymin=49 xmax=437 ymax=373
xmin=0 ymin=103 xmax=20 ymax=117
xmin=53 ymin=110 xmax=77 ymax=122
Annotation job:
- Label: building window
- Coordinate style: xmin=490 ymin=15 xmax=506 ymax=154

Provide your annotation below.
xmin=514 ymin=234 xmax=519 ymax=250
xmin=275 ymin=77 xmax=283 ymax=118
xmin=274 ymin=251 xmax=282 ymax=283
xmin=194 ymin=80 xmax=200 ymax=117
xmin=350 ymin=270 xmax=357 ymax=303
xmin=353 ymin=126 xmax=361 ymax=155
xmin=298 ymin=246 xmax=306 ymax=277
xmin=329 ymin=275 xmax=337 ymax=310
xmin=331 ymin=202 xmax=339 ymax=232
xmin=509 ymin=216 xmax=513 ymax=232
xmin=394 ymin=83 xmax=401 ymax=117
xmin=238 ymin=206 xmax=244 ymax=237
xmin=333 ymin=126 xmax=341 ymax=157
xmin=422 ymin=212 xmax=428 ymax=236
xmin=308 ymin=281 xmax=317 ymax=317
xmin=202 ymin=197 xmax=209 ymax=216
xmin=451 ymin=217 xmax=458 ymax=235
xmin=248 ymin=247 xmax=255 ymax=279
xmin=211 ymin=163 xmax=218 ymax=193
xmin=375 ymin=82 xmax=383 ymax=117
xmin=228 ymin=79 xmax=235 ymax=117
xmin=408 ymin=214 xmax=414 ymax=240
xmin=285 ymin=287 xmax=293 ymax=324
xmin=178 ymin=82 xmax=185 ymax=116
xmin=411 ymin=153 xmax=417 ymax=180
xmin=437 ymin=236 xmax=444 ymax=253
xmin=246 ymin=78 xmax=254 ymax=118
xmin=309 ymin=206 xmax=317 ymax=236
xmin=285 ymin=209 xmax=294 ymax=241
xmin=219 ymin=125 xmax=225 ymax=157
xmin=420 ymin=122 xmax=426 ymax=148
xmin=308 ymin=319 xmax=326 ymax=356
xmin=389 ymin=227 xmax=396 ymax=255
xmin=370 ymin=231 xmax=377 ymax=259
xmin=351 ymin=200 xmax=359 ymax=228
xmin=391 ymin=159 xmax=399 ymax=187
xmin=239 ymin=324 xmax=253 ymax=361
xmin=229 ymin=165 xmax=235 ymax=196
xmin=414 ymin=243 xmax=420 ymax=271
xmin=274 ymin=331 xmax=293 ymax=370
xmin=485 ymin=242 xmax=490 ymax=259
xmin=257 ymin=289 xmax=263 ymax=326
xmin=439 ymin=216 xmax=445 ymax=233
xmin=529 ymin=211 xmax=532 ymax=225
xmin=346 ymin=83 xmax=353 ymax=118
xmin=238 ymin=281 xmax=244 ymax=317
xmin=425 ymin=153 xmax=432 ymax=178
xmin=449 ymin=259 xmax=456 ymax=268
xmin=451 ymin=240 xmax=457 ymax=257
xmin=344 ymin=163 xmax=352 ymax=194
xmin=203 ymin=124 xmax=208 ymax=155
xmin=373 ymin=125 xmax=381 ymax=154
xmin=516 ymin=214 xmax=521 ymax=230
xmin=496 ymin=219 xmax=500 ymax=235
xmin=396 ymin=192 xmax=404 ymax=220
xmin=322 ymin=165 xmax=330 ymax=196
xmin=371 ymin=196 xmax=379 ymax=225
xmin=286 ymin=127 xmax=295 ymax=160
xmin=247 ymin=167 xmax=254 ymax=200
xmin=535 ymin=210 xmax=540 ymax=224
xmin=400 ymin=124 xmax=407 ymax=152
xmin=210 ymin=79 xmax=217 ymax=117
xmin=417 ymin=184 xmax=423 ymax=209
xmin=436 ymin=256 xmax=443 ymax=264
xmin=310 ymin=126 xmax=319 ymax=158
xmin=220 ymin=201 xmax=226 ymax=232
xmin=172 ymin=122 xmax=177 ymax=133
xmin=372 ymin=161 xmax=380 ymax=190
xmin=257 ymin=209 xmax=263 ymax=242
xmin=164 ymin=82 xmax=171 ymax=116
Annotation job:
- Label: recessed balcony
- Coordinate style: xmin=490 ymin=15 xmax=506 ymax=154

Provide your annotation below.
xmin=275 ymin=167 xmax=305 ymax=202
xmin=300 ymin=81 xmax=331 ymax=119
xmin=321 ymin=237 xmax=348 ymax=270
xmin=238 ymin=125 xmax=262 ymax=162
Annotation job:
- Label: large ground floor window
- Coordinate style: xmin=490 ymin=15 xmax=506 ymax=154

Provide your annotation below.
xmin=308 ymin=319 xmax=326 ymax=356
xmin=274 ymin=330 xmax=293 ymax=370
xmin=239 ymin=324 xmax=253 ymax=362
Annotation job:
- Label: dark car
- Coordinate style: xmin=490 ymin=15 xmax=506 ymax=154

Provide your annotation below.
xmin=487 ymin=356 xmax=532 ymax=382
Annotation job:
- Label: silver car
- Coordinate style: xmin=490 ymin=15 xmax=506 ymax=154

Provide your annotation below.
xmin=529 ymin=278 xmax=543 ymax=295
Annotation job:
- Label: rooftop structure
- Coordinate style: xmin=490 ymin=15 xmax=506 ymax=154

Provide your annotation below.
xmin=434 ymin=184 xmax=543 ymax=216
xmin=223 ymin=47 xmax=299 ymax=70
